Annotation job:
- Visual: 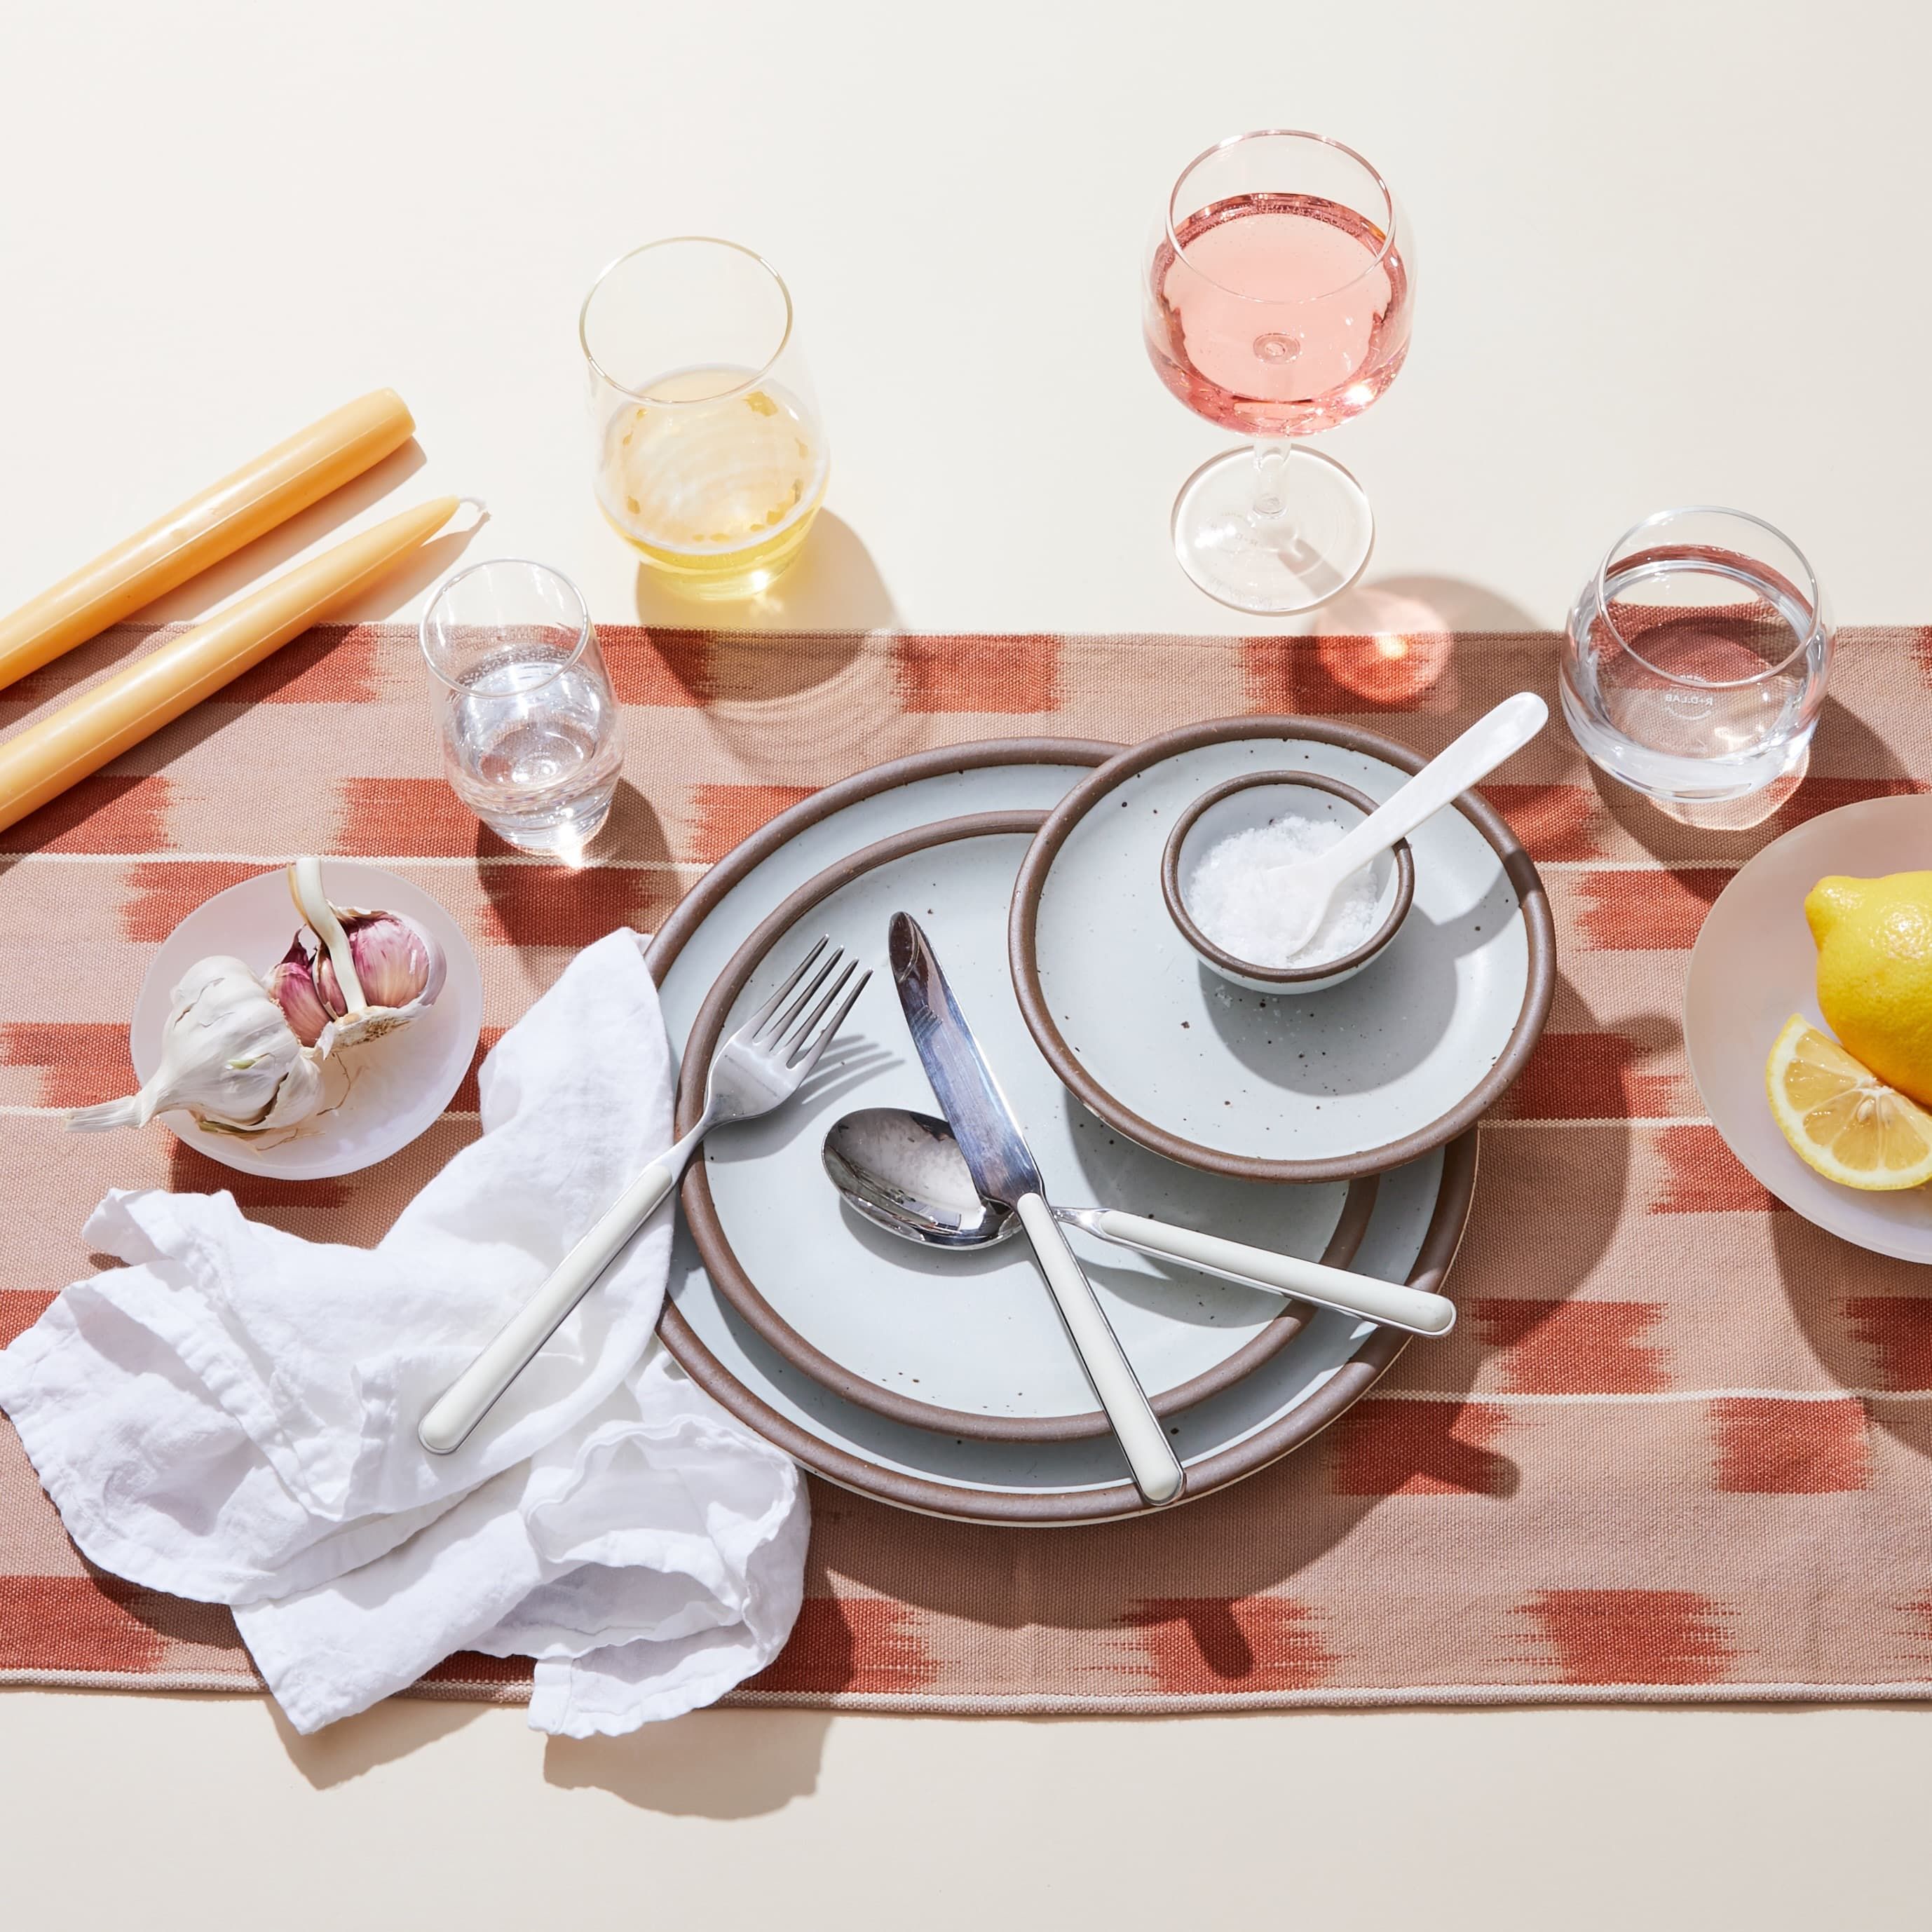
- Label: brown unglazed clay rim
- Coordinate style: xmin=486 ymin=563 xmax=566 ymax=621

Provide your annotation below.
xmin=674 ymin=806 xmax=1378 ymax=1443
xmin=1011 ymin=715 xmax=1557 ymax=1185
xmin=642 ymin=737 xmax=1478 ymax=1523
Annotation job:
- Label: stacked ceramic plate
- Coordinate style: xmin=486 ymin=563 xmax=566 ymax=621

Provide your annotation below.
xmin=649 ymin=720 xmax=1555 ymax=1523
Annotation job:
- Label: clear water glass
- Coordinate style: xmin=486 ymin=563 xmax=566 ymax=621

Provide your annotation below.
xmin=419 ymin=559 xmax=623 ymax=856
xmin=1560 ymin=507 xmax=1833 ymax=808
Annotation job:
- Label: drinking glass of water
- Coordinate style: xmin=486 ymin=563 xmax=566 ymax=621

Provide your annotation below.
xmin=419 ymin=559 xmax=623 ymax=855
xmin=1560 ymin=507 xmax=1833 ymax=808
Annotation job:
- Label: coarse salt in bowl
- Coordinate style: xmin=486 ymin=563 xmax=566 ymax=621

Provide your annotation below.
xmin=1159 ymin=772 xmax=1414 ymax=993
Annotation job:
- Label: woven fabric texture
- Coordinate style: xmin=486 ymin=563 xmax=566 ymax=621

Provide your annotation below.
xmin=3 ymin=619 xmax=1930 ymax=1710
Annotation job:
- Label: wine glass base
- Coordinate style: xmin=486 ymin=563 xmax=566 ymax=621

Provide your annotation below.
xmin=1171 ymin=447 xmax=1375 ymax=615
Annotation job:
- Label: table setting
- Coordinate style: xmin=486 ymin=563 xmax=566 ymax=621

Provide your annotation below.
xmin=6 ymin=120 xmax=1932 ymax=1746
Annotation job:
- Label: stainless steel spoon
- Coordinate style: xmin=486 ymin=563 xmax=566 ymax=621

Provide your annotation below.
xmin=823 ymin=1107 xmax=1456 ymax=1337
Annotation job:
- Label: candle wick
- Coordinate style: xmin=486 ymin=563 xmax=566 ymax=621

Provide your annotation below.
xmin=454 ymin=497 xmax=490 ymax=533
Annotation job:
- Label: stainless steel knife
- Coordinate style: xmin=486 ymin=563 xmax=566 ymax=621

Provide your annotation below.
xmin=888 ymin=912 xmax=1185 ymax=1506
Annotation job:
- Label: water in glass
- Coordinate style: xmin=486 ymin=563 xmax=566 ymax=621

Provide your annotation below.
xmin=1560 ymin=508 xmax=1832 ymax=808
xmin=444 ymin=648 xmax=622 ymax=851
xmin=421 ymin=561 xmax=623 ymax=855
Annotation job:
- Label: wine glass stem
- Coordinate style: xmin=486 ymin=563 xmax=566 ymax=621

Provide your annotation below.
xmin=1252 ymin=440 xmax=1291 ymax=521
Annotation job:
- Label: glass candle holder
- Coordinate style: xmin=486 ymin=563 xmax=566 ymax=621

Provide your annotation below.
xmin=1560 ymin=507 xmax=1833 ymax=808
xmin=420 ymin=559 xmax=623 ymax=857
xmin=580 ymin=237 xmax=829 ymax=601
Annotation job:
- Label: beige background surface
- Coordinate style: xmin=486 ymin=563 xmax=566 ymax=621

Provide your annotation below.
xmin=4 ymin=1 xmax=1931 ymax=1923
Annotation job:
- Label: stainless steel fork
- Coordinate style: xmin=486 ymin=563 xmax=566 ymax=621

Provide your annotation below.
xmin=419 ymin=938 xmax=869 ymax=1455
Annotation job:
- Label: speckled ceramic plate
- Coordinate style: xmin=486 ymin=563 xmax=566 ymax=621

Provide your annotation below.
xmin=1687 ymin=794 xmax=1932 ymax=1262
xmin=646 ymin=740 xmax=1478 ymax=1523
xmin=1010 ymin=718 xmax=1555 ymax=1183
xmin=676 ymin=810 xmax=1375 ymax=1441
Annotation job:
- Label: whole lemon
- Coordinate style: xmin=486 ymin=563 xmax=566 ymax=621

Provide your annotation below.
xmin=1807 ymin=872 xmax=1932 ymax=1106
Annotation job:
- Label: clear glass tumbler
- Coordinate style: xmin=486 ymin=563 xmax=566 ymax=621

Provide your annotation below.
xmin=1560 ymin=507 xmax=1833 ymax=807
xmin=580 ymin=236 xmax=829 ymax=601
xmin=419 ymin=559 xmax=623 ymax=856
xmin=1144 ymin=130 xmax=1415 ymax=615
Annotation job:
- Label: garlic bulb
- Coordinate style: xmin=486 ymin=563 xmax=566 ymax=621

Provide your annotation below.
xmin=286 ymin=857 xmax=445 ymax=1052
xmin=69 ymin=956 xmax=329 ymax=1136
xmin=72 ymin=859 xmax=445 ymax=1143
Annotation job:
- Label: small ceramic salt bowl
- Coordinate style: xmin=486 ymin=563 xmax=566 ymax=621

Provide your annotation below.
xmin=1159 ymin=772 xmax=1415 ymax=994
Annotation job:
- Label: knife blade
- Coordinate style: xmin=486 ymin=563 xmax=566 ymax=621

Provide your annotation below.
xmin=888 ymin=911 xmax=1184 ymax=1506
xmin=888 ymin=911 xmax=1040 ymax=1210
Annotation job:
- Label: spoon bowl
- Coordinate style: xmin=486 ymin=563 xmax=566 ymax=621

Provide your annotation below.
xmin=824 ymin=1106 xmax=1016 ymax=1247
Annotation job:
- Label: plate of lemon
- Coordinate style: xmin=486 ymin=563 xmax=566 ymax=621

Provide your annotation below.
xmin=1687 ymin=795 xmax=1932 ymax=1260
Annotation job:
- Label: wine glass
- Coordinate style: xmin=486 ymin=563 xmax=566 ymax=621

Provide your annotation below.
xmin=1144 ymin=131 xmax=1415 ymax=615
xmin=580 ymin=237 xmax=829 ymax=601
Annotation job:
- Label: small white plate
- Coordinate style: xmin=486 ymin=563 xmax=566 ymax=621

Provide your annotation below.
xmin=129 ymin=861 xmax=484 ymax=1181
xmin=1011 ymin=718 xmax=1554 ymax=1182
xmin=1686 ymin=795 xmax=1932 ymax=1262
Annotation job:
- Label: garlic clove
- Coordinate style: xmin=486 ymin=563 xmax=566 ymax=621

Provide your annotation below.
xmin=287 ymin=857 xmax=446 ymax=1054
xmin=266 ymin=938 xmax=330 ymax=1048
xmin=316 ymin=911 xmax=439 ymax=1016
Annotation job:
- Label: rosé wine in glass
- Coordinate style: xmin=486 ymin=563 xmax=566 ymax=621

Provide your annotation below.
xmin=1144 ymin=135 xmax=1415 ymax=615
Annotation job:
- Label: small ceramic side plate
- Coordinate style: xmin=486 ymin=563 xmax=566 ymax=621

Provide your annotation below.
xmin=1010 ymin=716 xmax=1554 ymax=1183
xmin=1161 ymin=771 xmax=1414 ymax=993
xmin=1686 ymin=794 xmax=1932 ymax=1262
xmin=128 ymin=862 xmax=483 ymax=1181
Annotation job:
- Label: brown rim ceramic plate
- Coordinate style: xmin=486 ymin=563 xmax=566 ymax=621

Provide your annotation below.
xmin=674 ymin=808 xmax=1380 ymax=1442
xmin=1010 ymin=716 xmax=1556 ymax=1183
xmin=644 ymin=738 xmax=1479 ymax=1523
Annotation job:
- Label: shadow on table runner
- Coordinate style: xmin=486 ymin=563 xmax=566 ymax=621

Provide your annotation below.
xmin=4 ymin=624 xmax=1932 ymax=1708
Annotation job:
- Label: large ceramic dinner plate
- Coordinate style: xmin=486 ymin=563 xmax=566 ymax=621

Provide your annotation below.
xmin=645 ymin=742 xmax=1478 ymax=1523
xmin=1011 ymin=717 xmax=1554 ymax=1182
xmin=1687 ymin=794 xmax=1932 ymax=1263
xmin=676 ymin=810 xmax=1377 ymax=1442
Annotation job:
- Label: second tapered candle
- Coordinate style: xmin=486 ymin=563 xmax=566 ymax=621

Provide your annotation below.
xmin=0 ymin=498 xmax=459 ymax=837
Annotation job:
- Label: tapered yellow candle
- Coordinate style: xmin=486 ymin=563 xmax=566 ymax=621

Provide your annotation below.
xmin=0 ymin=496 xmax=458 ymax=836
xmin=0 ymin=389 xmax=416 ymax=692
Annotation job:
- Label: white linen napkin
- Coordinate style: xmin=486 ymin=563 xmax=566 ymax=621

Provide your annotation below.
xmin=0 ymin=929 xmax=808 ymax=1736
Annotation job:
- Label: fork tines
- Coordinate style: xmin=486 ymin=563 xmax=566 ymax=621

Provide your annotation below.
xmin=746 ymin=937 xmax=871 ymax=1075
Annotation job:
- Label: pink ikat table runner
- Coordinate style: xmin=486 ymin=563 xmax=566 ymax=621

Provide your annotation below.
xmin=3 ymin=618 xmax=1931 ymax=1710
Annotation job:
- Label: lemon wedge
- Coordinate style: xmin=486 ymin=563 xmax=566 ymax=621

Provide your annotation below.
xmin=1766 ymin=1014 xmax=1932 ymax=1190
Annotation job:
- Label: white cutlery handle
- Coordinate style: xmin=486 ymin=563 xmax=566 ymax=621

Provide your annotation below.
xmin=418 ymin=1157 xmax=679 ymax=1455
xmin=1016 ymin=1192 xmax=1184 ymax=1506
xmin=1326 ymin=691 xmax=1549 ymax=876
xmin=1090 ymin=1209 xmax=1457 ymax=1337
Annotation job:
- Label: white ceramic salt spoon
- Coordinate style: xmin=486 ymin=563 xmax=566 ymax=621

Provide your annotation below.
xmin=1263 ymin=691 xmax=1549 ymax=956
